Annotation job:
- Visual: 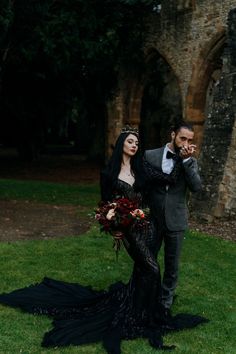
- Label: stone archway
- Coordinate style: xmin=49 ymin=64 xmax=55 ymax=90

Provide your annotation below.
xmin=140 ymin=50 xmax=182 ymax=150
xmin=106 ymin=3 xmax=236 ymax=219
xmin=185 ymin=31 xmax=226 ymax=155
xmin=106 ymin=50 xmax=182 ymax=156
xmin=190 ymin=10 xmax=236 ymax=220
xmin=106 ymin=71 xmax=144 ymax=159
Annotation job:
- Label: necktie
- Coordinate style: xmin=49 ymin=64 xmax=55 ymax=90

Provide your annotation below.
xmin=166 ymin=150 xmax=177 ymax=160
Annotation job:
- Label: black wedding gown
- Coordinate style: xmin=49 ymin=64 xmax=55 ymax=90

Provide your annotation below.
xmin=0 ymin=178 xmax=208 ymax=353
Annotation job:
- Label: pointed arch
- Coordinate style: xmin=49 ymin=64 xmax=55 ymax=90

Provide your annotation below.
xmin=140 ymin=48 xmax=182 ymax=149
xmin=186 ymin=30 xmax=226 ymax=152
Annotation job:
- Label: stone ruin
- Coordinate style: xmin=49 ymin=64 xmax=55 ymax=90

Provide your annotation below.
xmin=106 ymin=0 xmax=236 ymax=221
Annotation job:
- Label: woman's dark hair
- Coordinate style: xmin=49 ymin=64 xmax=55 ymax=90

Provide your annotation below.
xmin=100 ymin=132 xmax=145 ymax=200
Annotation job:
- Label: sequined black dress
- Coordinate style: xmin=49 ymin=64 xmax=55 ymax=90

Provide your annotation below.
xmin=0 ymin=177 xmax=207 ymax=353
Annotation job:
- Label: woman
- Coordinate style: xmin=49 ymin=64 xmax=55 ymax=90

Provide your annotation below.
xmin=0 ymin=126 xmax=207 ymax=353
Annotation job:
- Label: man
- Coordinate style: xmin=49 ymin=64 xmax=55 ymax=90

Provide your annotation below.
xmin=144 ymin=121 xmax=202 ymax=318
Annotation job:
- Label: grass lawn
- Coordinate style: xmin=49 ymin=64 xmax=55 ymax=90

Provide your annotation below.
xmin=0 ymin=178 xmax=100 ymax=207
xmin=0 ymin=179 xmax=235 ymax=353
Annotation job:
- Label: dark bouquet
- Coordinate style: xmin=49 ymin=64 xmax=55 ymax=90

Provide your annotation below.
xmin=95 ymin=197 xmax=149 ymax=255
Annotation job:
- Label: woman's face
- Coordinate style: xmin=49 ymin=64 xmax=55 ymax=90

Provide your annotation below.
xmin=123 ymin=134 xmax=139 ymax=157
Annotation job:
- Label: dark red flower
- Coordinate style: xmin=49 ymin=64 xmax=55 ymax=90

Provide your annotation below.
xmin=95 ymin=198 xmax=149 ymax=238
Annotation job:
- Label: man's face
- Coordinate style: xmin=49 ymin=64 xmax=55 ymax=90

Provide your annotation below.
xmin=171 ymin=127 xmax=194 ymax=153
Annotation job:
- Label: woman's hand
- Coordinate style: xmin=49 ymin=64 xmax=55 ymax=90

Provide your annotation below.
xmin=106 ymin=208 xmax=116 ymax=220
xmin=130 ymin=209 xmax=145 ymax=218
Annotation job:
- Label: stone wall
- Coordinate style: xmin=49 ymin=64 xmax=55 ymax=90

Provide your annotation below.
xmin=195 ymin=8 xmax=236 ymax=219
xmin=146 ymin=0 xmax=235 ymax=103
xmin=107 ymin=0 xmax=236 ymax=219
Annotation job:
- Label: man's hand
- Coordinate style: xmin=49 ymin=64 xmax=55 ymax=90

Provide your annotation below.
xmin=179 ymin=144 xmax=196 ymax=159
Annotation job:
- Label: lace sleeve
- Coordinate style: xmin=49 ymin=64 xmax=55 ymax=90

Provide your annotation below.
xmin=143 ymin=157 xmax=182 ymax=185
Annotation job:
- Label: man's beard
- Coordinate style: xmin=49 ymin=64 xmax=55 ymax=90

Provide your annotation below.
xmin=173 ymin=139 xmax=181 ymax=154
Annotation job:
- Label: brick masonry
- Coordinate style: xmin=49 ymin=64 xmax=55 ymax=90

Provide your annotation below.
xmin=193 ymin=8 xmax=236 ymax=220
xmin=107 ymin=0 xmax=236 ymax=219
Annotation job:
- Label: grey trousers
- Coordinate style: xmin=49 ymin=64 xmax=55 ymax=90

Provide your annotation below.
xmin=155 ymin=217 xmax=184 ymax=309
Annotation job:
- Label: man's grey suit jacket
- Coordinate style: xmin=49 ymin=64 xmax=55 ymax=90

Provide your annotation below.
xmin=144 ymin=147 xmax=202 ymax=232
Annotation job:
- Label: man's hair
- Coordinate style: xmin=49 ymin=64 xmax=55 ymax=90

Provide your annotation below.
xmin=171 ymin=120 xmax=194 ymax=134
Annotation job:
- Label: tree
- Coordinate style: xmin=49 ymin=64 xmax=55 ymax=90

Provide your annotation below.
xmin=0 ymin=0 xmax=161 ymax=160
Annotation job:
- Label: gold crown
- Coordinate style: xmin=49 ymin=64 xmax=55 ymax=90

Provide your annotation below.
xmin=121 ymin=125 xmax=139 ymax=136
